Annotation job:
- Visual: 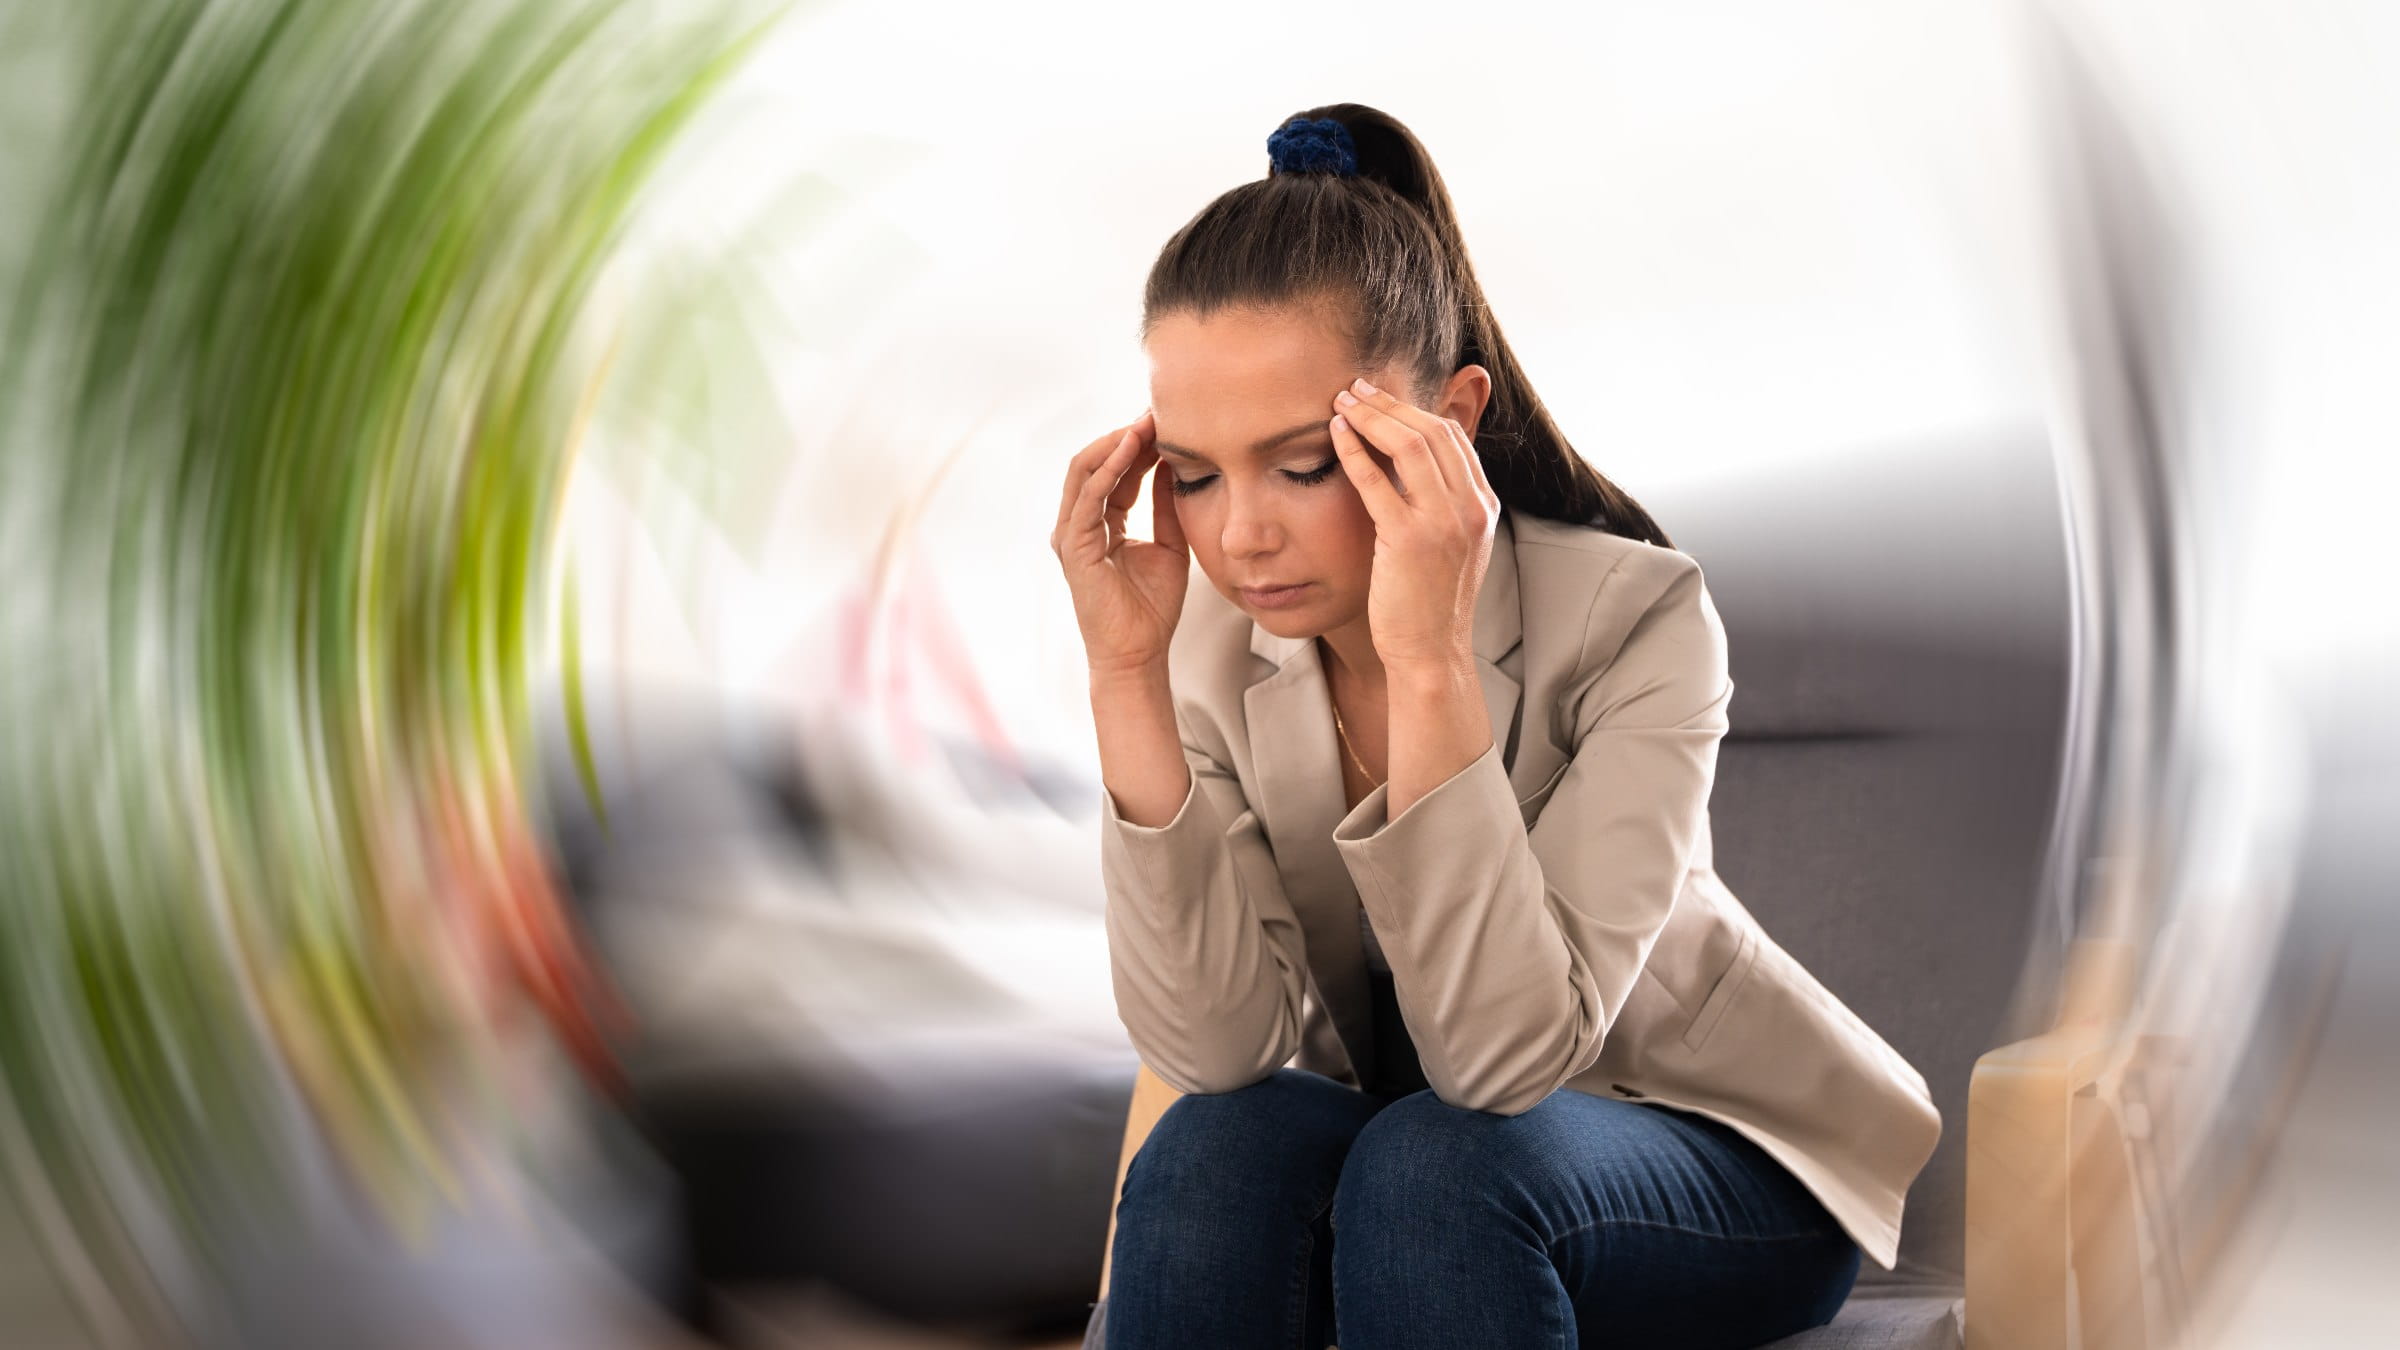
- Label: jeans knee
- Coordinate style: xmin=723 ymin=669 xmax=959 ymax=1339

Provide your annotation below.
xmin=1333 ymin=1089 xmax=1527 ymax=1229
xmin=1138 ymin=1071 xmax=1282 ymax=1169
xmin=1124 ymin=1068 xmax=1373 ymax=1217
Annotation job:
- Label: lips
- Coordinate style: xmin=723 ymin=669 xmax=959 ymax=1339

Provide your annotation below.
xmin=1240 ymin=581 xmax=1314 ymax=609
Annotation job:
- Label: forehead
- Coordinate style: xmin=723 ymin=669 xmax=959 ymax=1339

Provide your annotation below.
xmin=1145 ymin=304 xmax=1356 ymax=454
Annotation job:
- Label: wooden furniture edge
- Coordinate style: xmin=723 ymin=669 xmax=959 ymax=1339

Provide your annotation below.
xmin=1096 ymin=1060 xmax=1184 ymax=1303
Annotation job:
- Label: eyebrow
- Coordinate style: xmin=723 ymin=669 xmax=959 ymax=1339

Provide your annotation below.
xmin=1153 ymin=419 xmax=1333 ymax=463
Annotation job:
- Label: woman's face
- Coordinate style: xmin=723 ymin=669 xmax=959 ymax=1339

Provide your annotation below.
xmin=1143 ymin=303 xmax=1402 ymax=641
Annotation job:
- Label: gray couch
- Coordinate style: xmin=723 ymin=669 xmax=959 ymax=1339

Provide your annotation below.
xmin=1673 ymin=429 xmax=2070 ymax=1347
xmin=1084 ymin=424 xmax=2073 ymax=1349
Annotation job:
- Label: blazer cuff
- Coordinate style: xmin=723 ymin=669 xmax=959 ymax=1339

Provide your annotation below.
xmin=1099 ymin=773 xmax=1217 ymax=895
xmin=1330 ymin=739 xmax=1513 ymax=856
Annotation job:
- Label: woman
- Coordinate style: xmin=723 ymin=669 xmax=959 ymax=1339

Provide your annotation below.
xmin=1052 ymin=105 xmax=1940 ymax=1350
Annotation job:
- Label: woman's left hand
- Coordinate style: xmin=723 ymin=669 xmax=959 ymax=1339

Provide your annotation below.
xmin=1328 ymin=376 xmax=1502 ymax=675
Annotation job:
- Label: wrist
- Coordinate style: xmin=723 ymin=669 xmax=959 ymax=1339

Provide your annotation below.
xmin=1382 ymin=650 xmax=1478 ymax=698
xmin=1089 ymin=659 xmax=1172 ymax=697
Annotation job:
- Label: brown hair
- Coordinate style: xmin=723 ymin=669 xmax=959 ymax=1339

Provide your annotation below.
xmin=1140 ymin=102 xmax=1671 ymax=548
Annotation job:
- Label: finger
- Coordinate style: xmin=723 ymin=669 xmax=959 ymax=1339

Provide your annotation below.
xmin=1151 ymin=458 xmax=1189 ymax=556
xmin=1057 ymin=428 xmax=1118 ymax=536
xmin=1329 ymin=411 xmax=1407 ymax=527
xmin=1335 ymin=380 xmax=1448 ymax=500
xmin=1103 ymin=411 xmax=1157 ymax=529
xmin=1450 ymin=417 xmax=1496 ymax=504
xmin=1106 ymin=413 xmax=1162 ymax=553
xmin=1104 ymin=448 xmax=1157 ymax=555
xmin=1354 ymin=379 xmax=1482 ymax=507
xmin=1428 ymin=415 xmax=1495 ymax=520
xmin=1069 ymin=425 xmax=1145 ymax=550
xmin=1057 ymin=418 xmax=1140 ymax=535
xmin=1352 ymin=384 xmax=1495 ymax=524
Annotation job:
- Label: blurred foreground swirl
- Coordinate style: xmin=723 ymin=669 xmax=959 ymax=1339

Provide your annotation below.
xmin=0 ymin=0 xmax=784 ymax=1341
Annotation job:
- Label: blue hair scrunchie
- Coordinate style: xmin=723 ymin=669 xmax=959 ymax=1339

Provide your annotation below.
xmin=1267 ymin=116 xmax=1358 ymax=177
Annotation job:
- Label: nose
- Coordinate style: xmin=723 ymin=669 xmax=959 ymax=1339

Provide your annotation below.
xmin=1217 ymin=481 xmax=1284 ymax=561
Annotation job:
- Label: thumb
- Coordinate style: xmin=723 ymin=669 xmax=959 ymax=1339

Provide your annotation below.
xmin=1151 ymin=460 xmax=1190 ymax=558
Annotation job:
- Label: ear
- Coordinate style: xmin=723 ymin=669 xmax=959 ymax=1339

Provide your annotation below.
xmin=1437 ymin=364 xmax=1493 ymax=440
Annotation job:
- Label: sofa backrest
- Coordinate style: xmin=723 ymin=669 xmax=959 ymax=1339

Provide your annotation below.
xmin=1644 ymin=429 xmax=2072 ymax=1289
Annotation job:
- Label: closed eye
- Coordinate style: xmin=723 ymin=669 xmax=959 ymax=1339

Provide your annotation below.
xmin=1168 ymin=459 xmax=1341 ymax=497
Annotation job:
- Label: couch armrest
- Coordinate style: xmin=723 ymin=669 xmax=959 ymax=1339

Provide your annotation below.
xmin=1096 ymin=1061 xmax=1185 ymax=1302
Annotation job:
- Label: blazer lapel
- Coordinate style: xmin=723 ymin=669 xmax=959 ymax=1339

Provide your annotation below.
xmin=1238 ymin=510 xmax=1527 ymax=1083
xmin=1240 ymin=647 xmax=1373 ymax=1078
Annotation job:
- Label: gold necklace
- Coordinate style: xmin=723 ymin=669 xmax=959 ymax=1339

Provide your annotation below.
xmin=1331 ymin=697 xmax=1384 ymax=786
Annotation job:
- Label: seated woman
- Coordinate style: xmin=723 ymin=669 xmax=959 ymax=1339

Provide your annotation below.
xmin=1051 ymin=103 xmax=1940 ymax=1350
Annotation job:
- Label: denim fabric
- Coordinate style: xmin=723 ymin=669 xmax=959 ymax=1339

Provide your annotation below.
xmin=1105 ymin=1067 xmax=1860 ymax=1350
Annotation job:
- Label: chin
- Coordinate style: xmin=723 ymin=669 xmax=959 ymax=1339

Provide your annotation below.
xmin=1246 ymin=608 xmax=1325 ymax=639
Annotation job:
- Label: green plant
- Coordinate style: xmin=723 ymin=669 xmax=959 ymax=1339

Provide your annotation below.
xmin=0 ymin=0 xmax=793 ymax=1336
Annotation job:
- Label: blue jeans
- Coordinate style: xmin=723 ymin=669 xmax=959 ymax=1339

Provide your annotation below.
xmin=1105 ymin=1068 xmax=1860 ymax=1349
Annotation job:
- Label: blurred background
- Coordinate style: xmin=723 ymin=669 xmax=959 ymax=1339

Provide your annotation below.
xmin=1 ymin=0 xmax=2392 ymax=1346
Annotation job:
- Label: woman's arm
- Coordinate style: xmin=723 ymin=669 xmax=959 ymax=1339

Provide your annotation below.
xmin=1093 ymin=662 xmax=1311 ymax=1096
xmin=1091 ymin=662 xmax=1193 ymax=828
xmin=1332 ymin=546 xmax=1733 ymax=1116
xmin=1054 ymin=412 xmax=1303 ymax=1092
xmin=1384 ymin=654 xmax=1492 ymax=821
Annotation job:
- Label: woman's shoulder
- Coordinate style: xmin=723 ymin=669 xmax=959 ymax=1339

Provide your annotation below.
xmin=1509 ymin=511 xmax=1715 ymax=640
xmin=1511 ymin=508 xmax=1697 ymax=568
xmin=1509 ymin=511 xmax=1729 ymax=733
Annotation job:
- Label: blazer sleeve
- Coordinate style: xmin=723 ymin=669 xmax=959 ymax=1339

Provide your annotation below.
xmin=1330 ymin=546 xmax=1733 ymax=1115
xmin=1098 ymin=708 xmax=1310 ymax=1096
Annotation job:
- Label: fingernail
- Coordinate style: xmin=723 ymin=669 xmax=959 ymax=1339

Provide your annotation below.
xmin=1334 ymin=389 xmax=1359 ymax=407
xmin=1332 ymin=414 xmax=1351 ymax=435
xmin=1353 ymin=377 xmax=1379 ymax=396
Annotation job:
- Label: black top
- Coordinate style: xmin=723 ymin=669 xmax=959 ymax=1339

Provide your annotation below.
xmin=1363 ymin=967 xmax=1431 ymax=1100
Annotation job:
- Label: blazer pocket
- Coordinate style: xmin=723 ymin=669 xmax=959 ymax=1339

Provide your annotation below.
xmin=1681 ymin=925 xmax=1760 ymax=1053
xmin=1514 ymin=760 xmax=1571 ymax=825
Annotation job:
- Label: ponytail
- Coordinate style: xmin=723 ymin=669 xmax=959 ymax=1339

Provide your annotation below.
xmin=1142 ymin=102 xmax=1672 ymax=548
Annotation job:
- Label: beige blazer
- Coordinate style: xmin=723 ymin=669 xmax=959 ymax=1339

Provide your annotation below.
xmin=1097 ymin=506 xmax=1941 ymax=1271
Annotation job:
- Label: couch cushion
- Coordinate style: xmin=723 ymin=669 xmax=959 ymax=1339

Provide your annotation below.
xmin=1761 ymin=1292 xmax=1966 ymax=1350
xmin=639 ymin=1043 xmax=1130 ymax=1328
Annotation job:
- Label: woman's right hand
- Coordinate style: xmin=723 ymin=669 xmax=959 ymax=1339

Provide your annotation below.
xmin=1052 ymin=410 xmax=1188 ymax=677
